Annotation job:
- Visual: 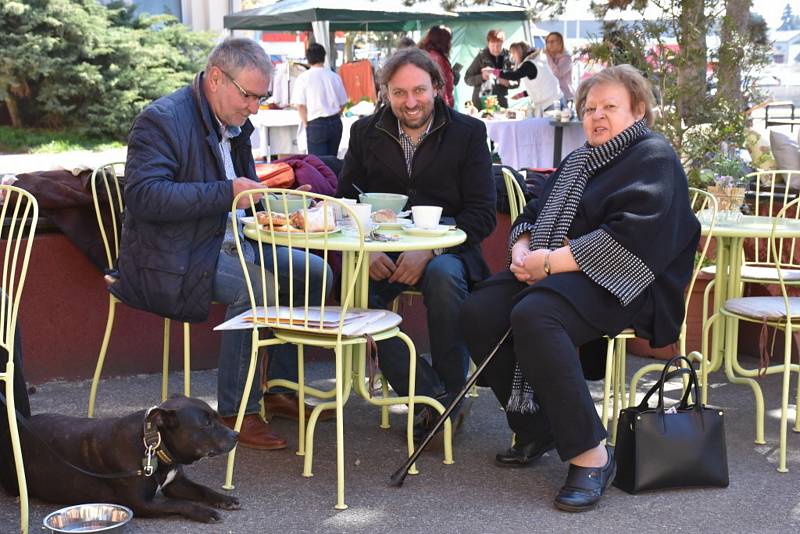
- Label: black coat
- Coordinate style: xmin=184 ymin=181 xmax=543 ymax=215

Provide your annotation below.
xmin=337 ymin=97 xmax=496 ymax=283
xmin=512 ymin=131 xmax=700 ymax=347
xmin=111 ymin=72 xmax=258 ymax=322
xmin=464 ymin=47 xmax=512 ymax=109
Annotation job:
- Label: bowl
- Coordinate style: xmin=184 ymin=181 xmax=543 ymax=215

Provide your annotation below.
xmin=43 ymin=503 xmax=133 ymax=533
xmin=266 ymin=193 xmax=310 ymax=214
xmin=358 ymin=192 xmax=408 ymax=213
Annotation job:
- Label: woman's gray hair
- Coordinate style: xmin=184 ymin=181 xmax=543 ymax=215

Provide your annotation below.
xmin=206 ymin=38 xmax=272 ymax=78
xmin=575 ymin=64 xmax=655 ymax=126
xmin=377 ymin=48 xmax=444 ymax=94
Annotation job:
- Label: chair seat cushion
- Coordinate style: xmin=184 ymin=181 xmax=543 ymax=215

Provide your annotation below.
xmin=701 ymin=265 xmax=800 ymax=282
xmin=723 ymin=296 xmax=800 ymax=320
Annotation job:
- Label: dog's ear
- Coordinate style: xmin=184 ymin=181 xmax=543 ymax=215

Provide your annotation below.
xmin=149 ymin=408 xmax=178 ymax=429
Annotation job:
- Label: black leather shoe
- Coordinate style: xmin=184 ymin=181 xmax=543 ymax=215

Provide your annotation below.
xmin=554 ymin=446 xmax=616 ymax=513
xmin=495 ymin=436 xmax=556 ymax=467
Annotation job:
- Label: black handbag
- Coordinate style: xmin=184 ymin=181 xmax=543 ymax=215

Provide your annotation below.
xmin=613 ymin=355 xmax=729 ymax=494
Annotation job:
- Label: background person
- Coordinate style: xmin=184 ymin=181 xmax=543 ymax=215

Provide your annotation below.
xmin=337 ymin=48 xmax=495 ymax=439
xmin=464 ymin=29 xmax=512 ymax=109
xmin=545 ymin=31 xmax=575 ymax=103
xmin=292 ymin=43 xmax=349 ymax=157
xmin=113 ymin=38 xmax=332 ymax=451
xmin=497 ymin=42 xmax=561 ymax=116
xmin=419 ymin=25 xmax=455 ymax=107
xmin=460 ymin=65 xmax=699 ymax=512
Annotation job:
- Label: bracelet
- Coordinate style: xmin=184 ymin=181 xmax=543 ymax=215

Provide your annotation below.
xmin=543 ymin=250 xmax=552 ymax=276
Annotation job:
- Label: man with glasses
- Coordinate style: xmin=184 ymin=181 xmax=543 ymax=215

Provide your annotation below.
xmin=112 ymin=38 xmax=332 ymax=451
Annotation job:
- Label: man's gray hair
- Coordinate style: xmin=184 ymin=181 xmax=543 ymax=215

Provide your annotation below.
xmin=206 ymin=38 xmax=272 ymax=78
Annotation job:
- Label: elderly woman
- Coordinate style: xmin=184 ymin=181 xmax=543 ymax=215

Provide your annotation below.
xmin=459 ymin=65 xmax=699 ymax=512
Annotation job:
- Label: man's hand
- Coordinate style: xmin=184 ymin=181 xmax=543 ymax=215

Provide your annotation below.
xmin=232 ymin=177 xmax=264 ymax=209
xmin=369 ymin=252 xmax=397 ymax=281
xmin=389 ymin=250 xmax=433 ymax=286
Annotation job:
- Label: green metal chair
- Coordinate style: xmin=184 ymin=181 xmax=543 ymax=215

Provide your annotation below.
xmin=87 ymin=162 xmax=192 ymax=417
xmin=225 ymin=188 xmax=452 ymax=509
xmin=0 ymin=185 xmax=39 ymax=534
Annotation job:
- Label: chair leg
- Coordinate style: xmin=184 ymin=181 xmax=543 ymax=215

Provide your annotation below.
xmin=467 ymin=360 xmax=479 ymax=398
xmin=778 ymin=331 xmax=793 ymax=473
xmin=224 ymin=331 xmax=269 ymax=491
xmin=183 ymin=322 xmax=191 ymax=397
xmin=724 ymin=315 xmax=765 ymax=445
xmin=601 ymin=338 xmax=615 ymax=432
xmin=334 ymin=343 xmax=347 ymax=510
xmin=379 ymin=373 xmax=391 ymax=429
xmin=397 ymin=331 xmax=418 ymax=476
xmin=296 ymin=345 xmax=306 ymax=456
xmin=88 ymin=296 xmax=118 ymax=417
xmin=161 ymin=318 xmax=171 ymax=402
xmin=6 ymin=361 xmax=28 ymax=534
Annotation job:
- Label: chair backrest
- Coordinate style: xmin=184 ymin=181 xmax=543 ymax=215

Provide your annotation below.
xmin=745 ymin=169 xmax=800 ymax=267
xmin=90 ymin=162 xmax=126 ymax=270
xmin=769 ymin=196 xmax=800 ymax=327
xmin=232 ymin=188 xmax=363 ymax=340
xmin=681 ymin=187 xmax=719 ymax=353
xmin=0 ymin=186 xmax=38 ymax=357
xmin=501 ymin=167 xmax=527 ymax=221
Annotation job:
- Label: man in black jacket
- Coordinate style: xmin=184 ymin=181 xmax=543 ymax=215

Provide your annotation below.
xmin=337 ymin=48 xmax=496 ymax=436
xmin=114 ymin=38 xmax=331 ymax=450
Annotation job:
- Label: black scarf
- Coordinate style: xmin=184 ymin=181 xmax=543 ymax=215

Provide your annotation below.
xmin=507 ymin=118 xmax=649 ymax=414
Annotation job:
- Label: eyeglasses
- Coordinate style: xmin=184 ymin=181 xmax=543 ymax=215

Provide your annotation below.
xmin=219 ymin=69 xmax=269 ymax=105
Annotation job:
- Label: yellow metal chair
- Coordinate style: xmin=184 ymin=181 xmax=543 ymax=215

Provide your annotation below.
xmin=501 ymin=167 xmax=528 ymax=221
xmin=225 ymin=189 xmax=452 ymax=510
xmin=602 ymin=188 xmax=718 ymax=444
xmin=87 ymin=162 xmax=192 ymax=417
xmin=713 ymin=196 xmax=800 ymax=472
xmin=0 ymin=185 xmax=39 ymax=534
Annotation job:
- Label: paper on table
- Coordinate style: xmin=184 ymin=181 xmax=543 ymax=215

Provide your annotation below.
xmin=214 ymin=305 xmax=386 ymax=336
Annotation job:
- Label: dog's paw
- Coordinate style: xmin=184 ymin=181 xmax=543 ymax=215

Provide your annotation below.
xmin=213 ymin=496 xmax=240 ymax=511
xmin=187 ymin=507 xmax=222 ymax=523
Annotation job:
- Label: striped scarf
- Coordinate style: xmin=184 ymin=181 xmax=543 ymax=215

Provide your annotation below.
xmin=507 ymin=118 xmax=649 ymax=414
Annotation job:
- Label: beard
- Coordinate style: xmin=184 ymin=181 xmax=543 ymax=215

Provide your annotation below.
xmin=395 ymin=105 xmax=433 ymax=132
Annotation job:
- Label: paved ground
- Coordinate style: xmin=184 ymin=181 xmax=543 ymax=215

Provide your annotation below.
xmin=1 ymin=355 xmax=799 ymax=534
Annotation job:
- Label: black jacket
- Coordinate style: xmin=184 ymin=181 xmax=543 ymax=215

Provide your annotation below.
xmin=337 ymin=97 xmax=496 ymax=283
xmin=512 ymin=131 xmax=700 ymax=347
xmin=111 ymin=72 xmax=258 ymax=322
xmin=464 ymin=47 xmax=512 ymax=109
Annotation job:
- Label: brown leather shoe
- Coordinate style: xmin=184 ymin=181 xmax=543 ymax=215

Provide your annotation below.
xmin=264 ymin=392 xmax=334 ymax=422
xmin=220 ymin=414 xmax=287 ymax=450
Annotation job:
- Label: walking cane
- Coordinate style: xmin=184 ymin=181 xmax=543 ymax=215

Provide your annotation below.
xmin=389 ymin=327 xmax=512 ymax=487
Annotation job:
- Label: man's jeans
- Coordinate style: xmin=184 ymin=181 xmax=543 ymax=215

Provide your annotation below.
xmin=306 ymin=115 xmax=343 ymax=157
xmin=368 ymin=253 xmax=470 ymax=404
xmin=214 ymin=245 xmax=332 ymax=417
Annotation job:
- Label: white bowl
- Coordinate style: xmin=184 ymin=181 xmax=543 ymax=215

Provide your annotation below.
xmin=43 ymin=503 xmax=133 ymax=533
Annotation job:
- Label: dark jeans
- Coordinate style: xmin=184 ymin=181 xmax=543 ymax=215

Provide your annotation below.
xmin=459 ymin=271 xmax=607 ymax=461
xmin=306 ymin=115 xmax=343 ymax=157
xmin=369 ymin=253 xmax=470 ymax=404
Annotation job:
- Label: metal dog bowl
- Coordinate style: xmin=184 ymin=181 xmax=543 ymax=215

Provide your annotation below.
xmin=43 ymin=503 xmax=133 ymax=533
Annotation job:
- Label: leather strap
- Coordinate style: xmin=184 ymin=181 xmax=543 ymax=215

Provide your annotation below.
xmin=364 ymin=334 xmax=379 ymax=399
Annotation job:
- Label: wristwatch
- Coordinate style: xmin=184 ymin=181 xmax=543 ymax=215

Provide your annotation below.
xmin=543 ymin=251 xmax=552 ymax=276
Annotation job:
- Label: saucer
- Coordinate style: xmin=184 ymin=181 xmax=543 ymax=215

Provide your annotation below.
xmin=377 ymin=218 xmax=413 ymax=230
xmin=402 ymin=224 xmax=451 ymax=237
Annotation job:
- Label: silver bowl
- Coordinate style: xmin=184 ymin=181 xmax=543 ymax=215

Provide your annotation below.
xmin=43 ymin=503 xmax=133 ymax=533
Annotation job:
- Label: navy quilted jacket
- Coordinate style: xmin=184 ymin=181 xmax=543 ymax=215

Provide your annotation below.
xmin=110 ymin=72 xmax=257 ymax=322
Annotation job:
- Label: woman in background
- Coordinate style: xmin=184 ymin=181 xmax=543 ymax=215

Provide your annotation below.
xmin=419 ymin=26 xmax=455 ymax=107
xmin=496 ymin=42 xmax=561 ymax=116
xmin=545 ymin=31 xmax=574 ymax=103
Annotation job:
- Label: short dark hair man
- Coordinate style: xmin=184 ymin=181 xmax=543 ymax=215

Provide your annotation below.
xmin=113 ymin=38 xmax=332 ymax=450
xmin=337 ymin=48 xmax=496 ymax=437
xmin=292 ymin=43 xmax=348 ymax=157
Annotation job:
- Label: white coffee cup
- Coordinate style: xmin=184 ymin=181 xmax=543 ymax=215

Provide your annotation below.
xmin=411 ymin=205 xmax=443 ymax=229
xmin=351 ymin=203 xmax=373 ymax=229
xmin=334 ymin=197 xmax=358 ymax=222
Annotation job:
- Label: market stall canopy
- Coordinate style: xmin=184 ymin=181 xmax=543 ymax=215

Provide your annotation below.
xmin=223 ymin=0 xmax=457 ymax=32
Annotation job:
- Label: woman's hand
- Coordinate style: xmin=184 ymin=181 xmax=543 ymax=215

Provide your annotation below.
xmin=509 ymin=239 xmax=531 ymax=282
xmin=520 ymin=249 xmax=550 ymax=284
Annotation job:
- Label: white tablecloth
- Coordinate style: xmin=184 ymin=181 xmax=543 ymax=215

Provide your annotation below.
xmin=483 ymin=117 xmax=586 ymax=170
xmin=249 ymin=109 xmax=358 ymax=160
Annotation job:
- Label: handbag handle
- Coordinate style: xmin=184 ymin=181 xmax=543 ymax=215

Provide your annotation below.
xmin=638 ymin=355 xmax=701 ymax=413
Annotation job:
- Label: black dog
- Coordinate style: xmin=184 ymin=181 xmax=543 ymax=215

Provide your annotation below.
xmin=10 ymin=396 xmax=240 ymax=523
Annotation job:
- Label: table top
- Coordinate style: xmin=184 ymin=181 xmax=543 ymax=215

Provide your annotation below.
xmin=243 ymin=225 xmax=467 ymax=253
xmin=701 ymin=215 xmax=800 ymax=239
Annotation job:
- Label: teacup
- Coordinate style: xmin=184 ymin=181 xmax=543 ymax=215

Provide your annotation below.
xmin=411 ymin=205 xmax=442 ymax=229
xmin=350 ymin=203 xmax=373 ymax=230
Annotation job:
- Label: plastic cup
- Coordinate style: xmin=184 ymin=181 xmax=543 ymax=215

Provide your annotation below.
xmin=411 ymin=205 xmax=443 ymax=229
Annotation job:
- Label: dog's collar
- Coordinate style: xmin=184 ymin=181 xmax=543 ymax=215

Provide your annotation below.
xmin=142 ymin=406 xmax=176 ymax=476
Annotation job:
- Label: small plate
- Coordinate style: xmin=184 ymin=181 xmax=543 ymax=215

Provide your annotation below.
xmin=377 ymin=218 xmax=413 ymax=230
xmin=269 ymin=227 xmax=341 ymax=237
xmin=240 ymin=215 xmax=258 ymax=227
xmin=402 ymin=224 xmax=451 ymax=237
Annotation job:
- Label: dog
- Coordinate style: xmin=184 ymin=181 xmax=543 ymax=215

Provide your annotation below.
xmin=8 ymin=396 xmax=240 ymax=523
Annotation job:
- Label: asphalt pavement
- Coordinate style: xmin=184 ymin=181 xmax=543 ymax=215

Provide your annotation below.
xmin=1 ymin=354 xmax=799 ymax=534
